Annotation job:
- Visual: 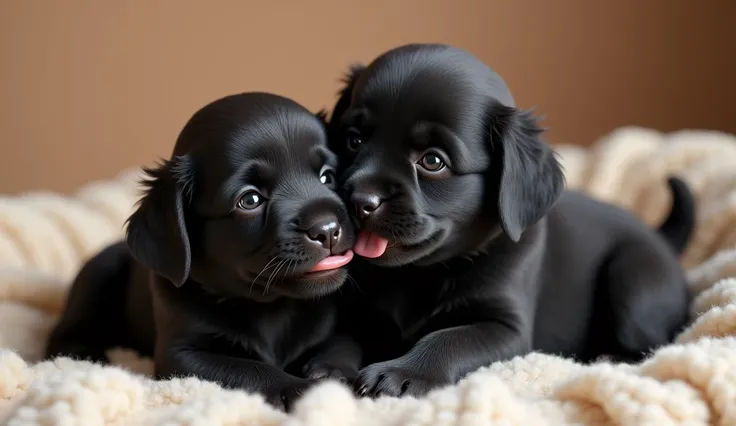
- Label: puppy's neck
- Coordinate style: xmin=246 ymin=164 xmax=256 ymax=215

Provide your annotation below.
xmin=415 ymin=223 xmax=504 ymax=267
xmin=464 ymin=224 xmax=506 ymax=255
xmin=170 ymin=273 xmax=282 ymax=304
xmin=422 ymin=220 xmax=544 ymax=270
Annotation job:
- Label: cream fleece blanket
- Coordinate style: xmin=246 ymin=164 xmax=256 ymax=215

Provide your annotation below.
xmin=1 ymin=127 xmax=736 ymax=426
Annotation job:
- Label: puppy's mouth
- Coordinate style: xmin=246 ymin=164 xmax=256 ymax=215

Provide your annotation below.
xmin=243 ymin=250 xmax=354 ymax=283
xmin=353 ymin=230 xmax=442 ymax=259
xmin=302 ymin=250 xmax=354 ymax=275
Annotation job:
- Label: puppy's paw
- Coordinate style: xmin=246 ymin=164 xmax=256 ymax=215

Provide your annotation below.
xmin=354 ymin=360 xmax=445 ymax=398
xmin=302 ymin=361 xmax=356 ymax=384
xmin=267 ymin=380 xmax=315 ymax=412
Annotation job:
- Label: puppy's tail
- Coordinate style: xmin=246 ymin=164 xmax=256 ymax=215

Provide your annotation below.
xmin=657 ymin=176 xmax=696 ymax=254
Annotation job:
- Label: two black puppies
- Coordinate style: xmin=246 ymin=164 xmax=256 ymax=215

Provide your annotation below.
xmin=47 ymin=93 xmax=361 ymax=410
xmin=326 ymin=44 xmax=693 ymax=397
xmin=48 ymin=43 xmax=694 ymax=407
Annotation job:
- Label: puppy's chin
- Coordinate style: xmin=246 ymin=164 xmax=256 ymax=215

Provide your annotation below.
xmin=234 ymin=267 xmax=350 ymax=300
xmin=274 ymin=268 xmax=350 ymax=299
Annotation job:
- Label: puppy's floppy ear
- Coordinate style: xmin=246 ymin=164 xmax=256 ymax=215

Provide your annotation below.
xmin=327 ymin=64 xmax=366 ymax=139
xmin=125 ymin=155 xmax=194 ymax=287
xmin=490 ymin=104 xmax=565 ymax=242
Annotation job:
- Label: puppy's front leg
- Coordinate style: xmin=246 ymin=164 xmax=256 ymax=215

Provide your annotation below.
xmin=158 ymin=346 xmax=313 ymax=411
xmin=302 ymin=335 xmax=362 ymax=384
xmin=356 ymin=311 xmax=530 ymax=398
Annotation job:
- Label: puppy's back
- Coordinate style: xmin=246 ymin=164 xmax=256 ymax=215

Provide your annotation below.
xmin=46 ymin=242 xmax=139 ymax=360
xmin=535 ymin=191 xmax=690 ymax=360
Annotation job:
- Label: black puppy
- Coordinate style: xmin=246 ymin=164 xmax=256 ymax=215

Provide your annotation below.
xmin=46 ymin=92 xmax=361 ymax=410
xmin=326 ymin=44 xmax=693 ymax=398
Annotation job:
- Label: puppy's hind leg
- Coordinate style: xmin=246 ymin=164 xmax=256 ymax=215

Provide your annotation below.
xmin=45 ymin=242 xmax=133 ymax=362
xmin=590 ymin=240 xmax=691 ymax=363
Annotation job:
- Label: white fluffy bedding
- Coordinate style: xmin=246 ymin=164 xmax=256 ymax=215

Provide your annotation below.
xmin=1 ymin=127 xmax=736 ymax=425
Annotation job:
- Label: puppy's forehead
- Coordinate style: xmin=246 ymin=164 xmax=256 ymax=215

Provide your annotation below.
xmin=186 ymin=98 xmax=323 ymax=163
xmin=210 ymin=115 xmax=328 ymax=199
xmin=222 ymin=108 xmax=325 ymax=167
xmin=354 ymin=45 xmax=515 ymax=129
xmin=176 ymin=93 xmax=325 ymax=160
xmin=177 ymin=94 xmax=330 ymax=209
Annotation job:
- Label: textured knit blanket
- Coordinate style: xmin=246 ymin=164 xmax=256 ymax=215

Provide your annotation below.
xmin=1 ymin=126 xmax=735 ymax=426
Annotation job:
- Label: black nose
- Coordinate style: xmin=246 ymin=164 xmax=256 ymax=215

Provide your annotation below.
xmin=351 ymin=193 xmax=382 ymax=220
xmin=305 ymin=218 xmax=342 ymax=251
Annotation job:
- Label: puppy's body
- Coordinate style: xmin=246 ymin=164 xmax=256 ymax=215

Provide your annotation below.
xmin=50 ymin=242 xmax=345 ymax=374
xmin=47 ymin=93 xmax=360 ymax=410
xmin=535 ymin=189 xmax=690 ymax=359
xmin=342 ymin=192 xmax=690 ymax=391
xmin=328 ymin=44 xmax=693 ymax=397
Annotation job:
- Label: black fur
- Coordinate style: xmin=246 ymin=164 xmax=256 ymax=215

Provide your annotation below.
xmin=657 ymin=176 xmax=696 ymax=253
xmin=327 ymin=44 xmax=693 ymax=398
xmin=46 ymin=92 xmax=361 ymax=411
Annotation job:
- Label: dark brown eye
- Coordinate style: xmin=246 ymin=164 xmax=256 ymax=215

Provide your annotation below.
xmin=320 ymin=167 xmax=337 ymax=189
xmin=418 ymin=153 xmax=445 ymax=172
xmin=237 ymin=191 xmax=263 ymax=210
xmin=346 ymin=129 xmax=362 ymax=152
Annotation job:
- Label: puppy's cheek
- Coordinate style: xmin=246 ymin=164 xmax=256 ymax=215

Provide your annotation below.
xmin=420 ymin=175 xmax=485 ymax=220
xmin=276 ymin=238 xmax=313 ymax=265
xmin=380 ymin=208 xmax=422 ymax=239
xmin=202 ymin=220 xmax=268 ymax=266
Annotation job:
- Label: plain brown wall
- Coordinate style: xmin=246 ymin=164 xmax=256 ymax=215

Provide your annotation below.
xmin=1 ymin=1 xmax=734 ymax=194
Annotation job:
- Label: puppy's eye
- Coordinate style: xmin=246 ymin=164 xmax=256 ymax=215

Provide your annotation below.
xmin=237 ymin=191 xmax=264 ymax=210
xmin=418 ymin=153 xmax=446 ymax=172
xmin=319 ymin=166 xmax=337 ymax=189
xmin=346 ymin=128 xmax=362 ymax=152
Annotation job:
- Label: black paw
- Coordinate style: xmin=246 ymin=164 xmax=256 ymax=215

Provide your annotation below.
xmin=303 ymin=361 xmax=357 ymax=385
xmin=353 ymin=360 xmax=446 ymax=398
xmin=266 ymin=380 xmax=315 ymax=412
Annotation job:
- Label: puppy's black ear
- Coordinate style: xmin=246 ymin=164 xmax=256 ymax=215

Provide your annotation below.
xmin=327 ymin=64 xmax=365 ymax=139
xmin=490 ymin=104 xmax=565 ymax=242
xmin=125 ymin=155 xmax=194 ymax=287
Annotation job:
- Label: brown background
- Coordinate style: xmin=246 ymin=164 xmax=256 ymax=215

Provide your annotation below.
xmin=1 ymin=1 xmax=734 ymax=194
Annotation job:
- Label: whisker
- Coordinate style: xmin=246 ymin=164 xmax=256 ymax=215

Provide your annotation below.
xmin=265 ymin=259 xmax=289 ymax=295
xmin=279 ymin=259 xmax=294 ymax=288
xmin=251 ymin=256 xmax=280 ymax=294
xmin=263 ymin=259 xmax=284 ymax=295
xmin=253 ymin=256 xmax=280 ymax=282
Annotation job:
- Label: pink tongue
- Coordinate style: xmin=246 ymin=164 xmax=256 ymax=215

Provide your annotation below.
xmin=309 ymin=250 xmax=354 ymax=272
xmin=354 ymin=231 xmax=390 ymax=258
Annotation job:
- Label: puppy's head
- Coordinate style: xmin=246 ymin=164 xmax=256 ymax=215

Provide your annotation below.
xmin=126 ymin=92 xmax=356 ymax=300
xmin=328 ymin=44 xmax=564 ymax=267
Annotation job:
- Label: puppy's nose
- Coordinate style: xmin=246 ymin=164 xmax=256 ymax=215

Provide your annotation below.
xmin=305 ymin=218 xmax=342 ymax=251
xmin=351 ymin=193 xmax=382 ymax=220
